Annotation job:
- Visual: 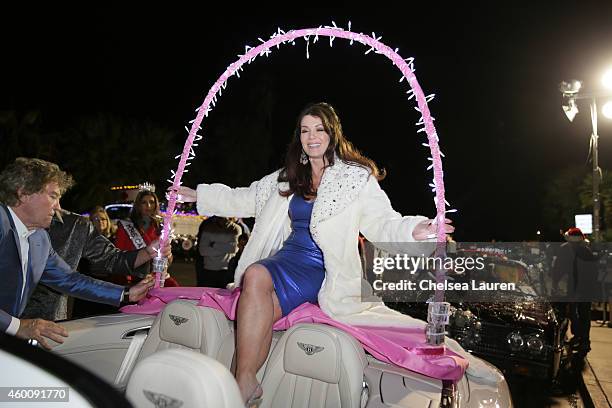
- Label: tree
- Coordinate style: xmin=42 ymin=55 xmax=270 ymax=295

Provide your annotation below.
xmin=56 ymin=113 xmax=178 ymax=212
xmin=0 ymin=110 xmax=58 ymax=169
xmin=542 ymin=165 xmax=612 ymax=241
xmin=578 ymin=169 xmax=612 ymax=241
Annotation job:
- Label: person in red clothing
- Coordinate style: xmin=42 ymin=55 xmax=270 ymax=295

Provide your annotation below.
xmin=115 ymin=190 xmax=179 ymax=287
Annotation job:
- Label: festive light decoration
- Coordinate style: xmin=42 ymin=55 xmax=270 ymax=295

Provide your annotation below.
xmin=110 ymin=185 xmax=140 ymax=191
xmin=162 ymin=23 xmax=454 ymax=344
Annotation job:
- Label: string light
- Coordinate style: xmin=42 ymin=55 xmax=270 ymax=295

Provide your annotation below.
xmin=161 ymin=24 xmax=453 ymax=301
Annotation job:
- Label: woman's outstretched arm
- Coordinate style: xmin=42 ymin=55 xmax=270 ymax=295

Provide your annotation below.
xmin=172 ymin=170 xmax=281 ymax=219
xmin=357 ymin=176 xmax=453 ymax=255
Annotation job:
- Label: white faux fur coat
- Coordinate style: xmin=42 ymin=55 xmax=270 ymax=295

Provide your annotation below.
xmin=196 ymin=160 xmax=502 ymax=381
xmin=196 ymin=159 xmax=432 ymax=327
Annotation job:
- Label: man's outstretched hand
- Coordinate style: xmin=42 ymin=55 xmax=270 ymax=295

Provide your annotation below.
xmin=16 ymin=318 xmax=68 ymax=350
xmin=128 ymin=275 xmax=155 ymax=302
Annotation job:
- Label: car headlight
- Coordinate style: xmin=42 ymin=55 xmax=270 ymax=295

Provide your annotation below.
xmin=454 ymin=313 xmax=467 ymax=328
xmin=452 ymin=308 xmax=476 ymax=328
xmin=506 ymin=332 xmax=524 ymax=352
xmin=526 ymin=336 xmax=544 ymax=354
xmin=452 ymin=309 xmax=482 ymax=348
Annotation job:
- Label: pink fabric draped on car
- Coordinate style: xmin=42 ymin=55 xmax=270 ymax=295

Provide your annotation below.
xmin=121 ymin=287 xmax=467 ymax=381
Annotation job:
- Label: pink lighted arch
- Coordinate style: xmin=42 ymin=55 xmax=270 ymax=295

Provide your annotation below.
xmin=161 ymin=25 xmax=451 ymax=289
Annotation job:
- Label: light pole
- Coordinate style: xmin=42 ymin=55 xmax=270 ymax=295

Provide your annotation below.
xmin=559 ymin=71 xmax=612 ymax=242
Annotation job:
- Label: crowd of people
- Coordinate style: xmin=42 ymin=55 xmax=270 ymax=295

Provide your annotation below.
xmin=0 ymin=152 xmax=257 ymax=344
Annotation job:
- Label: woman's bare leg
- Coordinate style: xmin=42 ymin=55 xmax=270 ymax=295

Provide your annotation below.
xmin=235 ymin=264 xmax=283 ymax=402
xmin=255 ymin=293 xmax=282 ymax=365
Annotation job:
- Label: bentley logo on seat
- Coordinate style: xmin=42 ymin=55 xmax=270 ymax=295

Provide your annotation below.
xmin=298 ymin=342 xmax=325 ymax=355
xmin=143 ymin=389 xmax=183 ymax=408
xmin=169 ymin=314 xmax=189 ymax=326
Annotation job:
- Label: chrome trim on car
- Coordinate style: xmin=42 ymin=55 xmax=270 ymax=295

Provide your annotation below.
xmin=121 ymin=325 xmax=152 ymax=339
xmin=440 ymin=381 xmax=458 ymax=408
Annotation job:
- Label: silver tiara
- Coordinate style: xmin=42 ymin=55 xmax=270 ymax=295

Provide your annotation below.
xmin=139 ymin=182 xmax=156 ymax=192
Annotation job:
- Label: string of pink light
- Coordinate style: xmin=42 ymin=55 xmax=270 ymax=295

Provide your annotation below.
xmin=162 ymin=26 xmax=448 ymax=291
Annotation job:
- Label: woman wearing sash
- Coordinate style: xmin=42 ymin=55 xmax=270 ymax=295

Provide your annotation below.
xmin=115 ymin=190 xmax=180 ymax=287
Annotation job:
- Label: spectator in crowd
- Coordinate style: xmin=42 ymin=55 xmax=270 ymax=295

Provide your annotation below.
xmin=115 ymin=190 xmax=179 ymax=287
xmin=194 ymin=217 xmax=207 ymax=280
xmin=89 ymin=206 xmax=116 ymax=240
xmin=197 ymin=216 xmax=242 ymax=288
xmin=235 ymin=218 xmax=251 ymax=236
xmin=552 ymin=227 xmax=599 ymax=357
xmin=228 ymin=233 xmax=250 ymax=279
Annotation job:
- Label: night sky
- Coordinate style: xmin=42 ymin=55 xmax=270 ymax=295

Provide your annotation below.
xmin=3 ymin=2 xmax=612 ymax=241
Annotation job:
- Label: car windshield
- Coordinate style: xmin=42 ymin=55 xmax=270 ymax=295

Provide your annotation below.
xmin=489 ymin=260 xmax=538 ymax=295
xmin=449 ymin=251 xmax=541 ymax=297
xmin=104 ymin=204 xmax=133 ymax=221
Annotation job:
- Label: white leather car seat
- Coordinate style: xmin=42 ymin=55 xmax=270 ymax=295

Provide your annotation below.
xmin=137 ymin=300 xmax=235 ymax=368
xmin=260 ymin=323 xmax=368 ymax=408
xmin=126 ymin=349 xmax=243 ymax=408
xmin=133 ymin=300 xmax=283 ymax=381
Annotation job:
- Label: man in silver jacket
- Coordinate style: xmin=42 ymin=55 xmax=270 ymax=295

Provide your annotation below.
xmin=23 ymin=209 xmax=171 ymax=321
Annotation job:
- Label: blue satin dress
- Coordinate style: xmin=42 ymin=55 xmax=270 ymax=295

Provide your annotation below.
xmin=256 ymin=195 xmax=325 ymax=316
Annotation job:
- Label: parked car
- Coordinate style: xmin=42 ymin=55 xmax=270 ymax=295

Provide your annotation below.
xmin=104 ymin=203 xmax=133 ymax=224
xmin=388 ymin=250 xmax=569 ymax=383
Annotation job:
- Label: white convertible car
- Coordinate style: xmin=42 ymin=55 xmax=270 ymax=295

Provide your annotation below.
xmin=1 ymin=300 xmax=512 ymax=407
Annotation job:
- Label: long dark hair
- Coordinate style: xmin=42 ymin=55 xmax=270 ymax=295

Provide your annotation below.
xmin=278 ymin=102 xmax=385 ymax=198
xmin=130 ymin=190 xmax=161 ymax=233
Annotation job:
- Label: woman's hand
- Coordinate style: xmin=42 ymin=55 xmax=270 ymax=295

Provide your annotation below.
xmin=412 ymin=218 xmax=455 ymax=240
xmin=167 ymin=186 xmax=197 ymax=203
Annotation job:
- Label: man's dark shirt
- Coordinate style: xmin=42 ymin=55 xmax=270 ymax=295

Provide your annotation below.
xmin=22 ymin=211 xmax=139 ymax=321
xmin=552 ymin=241 xmax=601 ymax=301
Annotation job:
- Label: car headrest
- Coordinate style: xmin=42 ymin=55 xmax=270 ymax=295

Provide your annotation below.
xmin=126 ymin=349 xmax=243 ymax=408
xmin=159 ymin=300 xmax=202 ymax=349
xmin=283 ymin=324 xmax=364 ymax=384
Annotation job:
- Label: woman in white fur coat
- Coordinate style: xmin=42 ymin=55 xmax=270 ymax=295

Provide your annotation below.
xmin=176 ymin=102 xmax=454 ymax=404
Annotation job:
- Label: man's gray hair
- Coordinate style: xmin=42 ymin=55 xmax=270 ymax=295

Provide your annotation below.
xmin=0 ymin=158 xmax=74 ymax=206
